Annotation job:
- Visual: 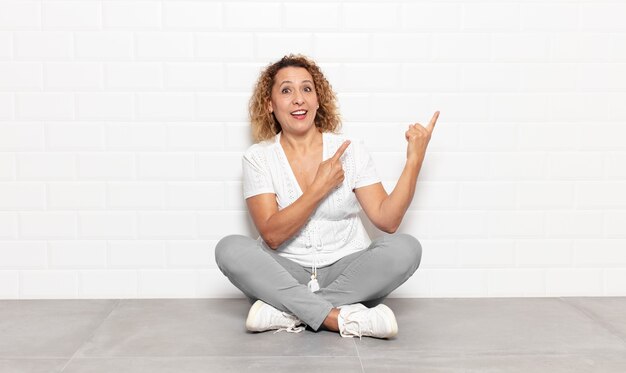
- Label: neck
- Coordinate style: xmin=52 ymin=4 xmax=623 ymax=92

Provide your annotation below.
xmin=280 ymin=128 xmax=322 ymax=155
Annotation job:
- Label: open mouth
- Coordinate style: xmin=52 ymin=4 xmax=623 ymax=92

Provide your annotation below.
xmin=291 ymin=110 xmax=307 ymax=119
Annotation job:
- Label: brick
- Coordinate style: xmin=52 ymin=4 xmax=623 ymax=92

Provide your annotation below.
xmin=284 ymin=3 xmax=340 ymax=30
xmin=516 ymin=239 xmax=573 ymax=267
xmin=0 ymin=241 xmax=46 ymax=268
xmin=402 ymin=63 xmax=459 ymax=92
xmin=105 ymin=63 xmax=162 ymax=89
xmin=16 ymin=93 xmax=74 ymax=120
xmin=433 ymin=34 xmax=490 ymax=62
xmin=489 ymin=152 xmax=547 ymax=181
xmin=49 ymin=241 xmax=106 ymax=268
xmin=223 ymin=2 xmax=281 ymax=30
xmin=314 ymin=34 xmax=369 ymax=61
xmin=546 ymin=269 xmax=603 ymax=296
xmin=458 ymin=182 xmax=517 ymax=210
xmin=574 ymin=239 xmax=626 ymax=267
xmin=459 ymin=239 xmax=515 ymax=267
xmin=138 ymin=153 xmax=195 ymax=180
xmin=344 ymin=3 xmax=398 ymax=30
xmin=255 ymin=33 xmax=314 ymax=60
xmin=167 ymin=240 xmax=217 ymax=268
xmin=0 ymin=271 xmax=18 ymax=298
xmin=103 ymin=1 xmax=161 ymax=29
xmin=196 ymin=94 xmax=249 ymax=121
xmin=428 ymin=269 xmax=487 ymax=297
xmin=607 ymin=152 xmax=626 ymax=180
xmin=548 ymin=152 xmax=604 ymax=180
xmin=581 ymin=3 xmax=626 ymax=31
xmin=418 ymin=152 xmax=490 ymax=182
xmin=401 ymin=3 xmax=461 ymax=31
xmin=74 ymin=32 xmax=133 ymax=60
xmin=138 ymin=212 xmax=196 ymax=238
xmin=611 ymin=34 xmax=626 ymax=61
xmin=48 ymin=182 xmax=105 ymax=210
xmin=0 ymin=123 xmax=44 ymax=150
xmin=605 ymin=270 xmax=626 ymax=296
xmin=107 ymin=182 xmax=164 ymax=209
xmin=341 ymin=63 xmax=401 ymax=92
xmin=548 ymin=94 xmax=609 ymax=122
xmin=546 ymin=211 xmax=604 ymax=238
xmin=106 ymin=124 xmax=167 ymax=150
xmin=139 ymin=270 xmax=197 ymax=298
xmin=165 ymin=182 xmax=224 ymax=209
xmin=519 ymin=63 xmax=577 ymax=92
xmin=417 ymin=239 xmax=457 ymax=268
xmin=47 ymin=123 xmax=103 ymax=150
xmin=491 ymin=94 xmax=549 ymax=122
xmin=0 ymin=62 xmax=42 ymax=90
xmin=166 ymin=124 xmax=224 ymax=150
xmin=488 ymin=211 xmax=545 ymax=238
xmin=109 ymin=240 xmax=165 ymax=268
xmin=606 ymin=211 xmax=626 ymax=238
xmin=580 ymin=64 xmax=626 ymax=92
xmin=521 ymin=3 xmax=579 ymax=31
xmin=0 ymin=32 xmax=11 ymax=58
xmin=136 ymin=93 xmax=194 ymax=120
xmin=0 ymin=93 xmax=13 ymax=120
xmin=197 ymin=152 xmax=243 ymax=181
xmin=487 ymin=269 xmax=545 ymax=297
xmin=164 ymin=2 xmax=221 ymax=29
xmin=428 ymin=211 xmax=488 ymax=239
xmin=77 ymin=153 xmax=135 ymax=180
xmin=21 ymin=270 xmax=78 ymax=298
xmin=224 ymin=181 xmax=246 ymax=210
xmin=577 ymin=182 xmax=626 ymax=209
xmin=197 ymin=211 xmax=251 ymax=238
xmin=42 ymin=1 xmax=100 ymax=30
xmin=164 ymin=63 xmax=223 ymax=90
xmin=492 ymin=34 xmax=551 ymax=62
xmin=461 ymin=63 xmax=520 ymax=93
xmin=0 ymin=154 xmax=16 ymax=181
xmin=44 ymin=62 xmax=102 ymax=90
xmin=135 ymin=32 xmax=194 ymax=60
xmin=196 ymin=33 xmax=255 ymax=61
xmin=518 ymin=182 xmax=575 ymax=209
xmin=458 ymin=123 xmax=517 ymax=151
xmin=20 ymin=212 xmax=76 ymax=239
xmin=463 ymin=3 xmax=520 ymax=31
xmin=0 ymin=2 xmax=39 ymax=29
xmin=15 ymin=31 xmax=72 ymax=59
xmin=78 ymin=212 xmax=135 ymax=238
xmin=77 ymin=93 xmax=133 ymax=120
xmin=17 ymin=153 xmax=75 ymax=180
xmin=409 ymin=182 xmax=458 ymax=211
xmin=80 ymin=270 xmax=138 ymax=298
xmin=551 ymin=33 xmax=611 ymax=62
xmin=370 ymin=93 xmax=433 ymax=122
xmin=0 ymin=182 xmax=45 ymax=210
xmin=0 ymin=213 xmax=17 ymax=238
xmin=225 ymin=63 xmax=264 ymax=91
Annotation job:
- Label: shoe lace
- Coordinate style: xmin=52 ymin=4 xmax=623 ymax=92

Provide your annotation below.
xmin=273 ymin=312 xmax=306 ymax=334
xmin=340 ymin=310 xmax=370 ymax=340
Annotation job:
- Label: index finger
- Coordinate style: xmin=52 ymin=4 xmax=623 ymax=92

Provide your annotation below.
xmin=427 ymin=111 xmax=440 ymax=132
xmin=332 ymin=140 xmax=351 ymax=161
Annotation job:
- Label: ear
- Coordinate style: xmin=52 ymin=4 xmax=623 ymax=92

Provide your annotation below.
xmin=267 ymin=99 xmax=273 ymax=113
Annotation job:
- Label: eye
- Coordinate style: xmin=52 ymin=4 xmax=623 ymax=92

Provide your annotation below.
xmin=304 ymin=86 xmax=313 ymax=92
xmin=281 ymin=88 xmax=290 ymax=94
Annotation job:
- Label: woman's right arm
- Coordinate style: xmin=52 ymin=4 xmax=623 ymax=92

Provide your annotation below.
xmin=246 ymin=140 xmax=351 ymax=249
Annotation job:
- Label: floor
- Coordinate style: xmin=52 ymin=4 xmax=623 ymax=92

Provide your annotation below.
xmin=1 ymin=297 xmax=625 ymax=373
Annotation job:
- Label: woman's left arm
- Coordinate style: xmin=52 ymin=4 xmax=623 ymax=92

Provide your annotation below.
xmin=355 ymin=111 xmax=439 ymax=233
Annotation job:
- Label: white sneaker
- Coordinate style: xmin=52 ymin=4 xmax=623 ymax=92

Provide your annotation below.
xmin=246 ymin=300 xmax=306 ymax=334
xmin=337 ymin=303 xmax=398 ymax=339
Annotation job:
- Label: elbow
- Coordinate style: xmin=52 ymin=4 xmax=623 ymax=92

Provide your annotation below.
xmin=379 ymin=222 xmax=400 ymax=234
xmin=260 ymin=232 xmax=281 ymax=250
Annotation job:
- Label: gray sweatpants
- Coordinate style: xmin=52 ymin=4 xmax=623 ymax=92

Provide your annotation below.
xmin=215 ymin=233 xmax=422 ymax=331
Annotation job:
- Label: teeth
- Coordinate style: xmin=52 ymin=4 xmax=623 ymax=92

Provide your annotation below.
xmin=291 ymin=110 xmax=306 ymax=115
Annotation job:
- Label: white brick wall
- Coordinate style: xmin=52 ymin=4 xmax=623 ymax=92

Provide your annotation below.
xmin=0 ymin=0 xmax=625 ymax=299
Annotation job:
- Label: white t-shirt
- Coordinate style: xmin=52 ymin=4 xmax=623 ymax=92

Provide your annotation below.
xmin=242 ymin=131 xmax=381 ymax=268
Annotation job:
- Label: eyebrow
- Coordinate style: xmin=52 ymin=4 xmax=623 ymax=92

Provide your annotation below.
xmin=279 ymin=80 xmax=314 ymax=86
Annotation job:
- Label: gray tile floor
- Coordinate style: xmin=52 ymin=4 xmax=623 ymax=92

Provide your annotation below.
xmin=1 ymin=297 xmax=625 ymax=372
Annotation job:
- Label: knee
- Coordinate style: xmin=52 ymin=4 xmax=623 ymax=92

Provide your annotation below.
xmin=214 ymin=234 xmax=249 ymax=270
xmin=388 ymin=233 xmax=422 ymax=273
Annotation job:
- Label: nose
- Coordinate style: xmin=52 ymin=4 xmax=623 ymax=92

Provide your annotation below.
xmin=292 ymin=91 xmax=304 ymax=105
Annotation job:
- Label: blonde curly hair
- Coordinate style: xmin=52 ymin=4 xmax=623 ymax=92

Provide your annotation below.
xmin=249 ymin=54 xmax=341 ymax=142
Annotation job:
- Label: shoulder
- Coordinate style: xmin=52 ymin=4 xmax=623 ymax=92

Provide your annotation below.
xmin=243 ymin=135 xmax=278 ymax=159
xmin=324 ymin=132 xmax=366 ymax=153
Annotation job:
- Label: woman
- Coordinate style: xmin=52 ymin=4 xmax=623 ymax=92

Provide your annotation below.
xmin=215 ymin=54 xmax=439 ymax=339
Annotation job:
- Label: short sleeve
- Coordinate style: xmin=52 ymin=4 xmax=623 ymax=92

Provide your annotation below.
xmin=353 ymin=140 xmax=381 ymax=189
xmin=242 ymin=146 xmax=275 ymax=199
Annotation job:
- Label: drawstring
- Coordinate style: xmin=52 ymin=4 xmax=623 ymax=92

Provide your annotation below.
xmin=306 ymin=220 xmax=322 ymax=292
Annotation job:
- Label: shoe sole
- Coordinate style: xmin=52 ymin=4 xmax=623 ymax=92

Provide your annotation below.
xmin=375 ymin=304 xmax=399 ymax=338
xmin=246 ymin=299 xmax=266 ymax=332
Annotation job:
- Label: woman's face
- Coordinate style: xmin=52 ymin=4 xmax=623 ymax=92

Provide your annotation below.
xmin=268 ymin=66 xmax=319 ymax=136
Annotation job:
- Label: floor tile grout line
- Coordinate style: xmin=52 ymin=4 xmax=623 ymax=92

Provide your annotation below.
xmin=557 ymin=297 xmax=626 ymax=348
xmin=58 ymin=299 xmax=122 ymax=373
xmin=353 ymin=339 xmax=365 ymax=373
